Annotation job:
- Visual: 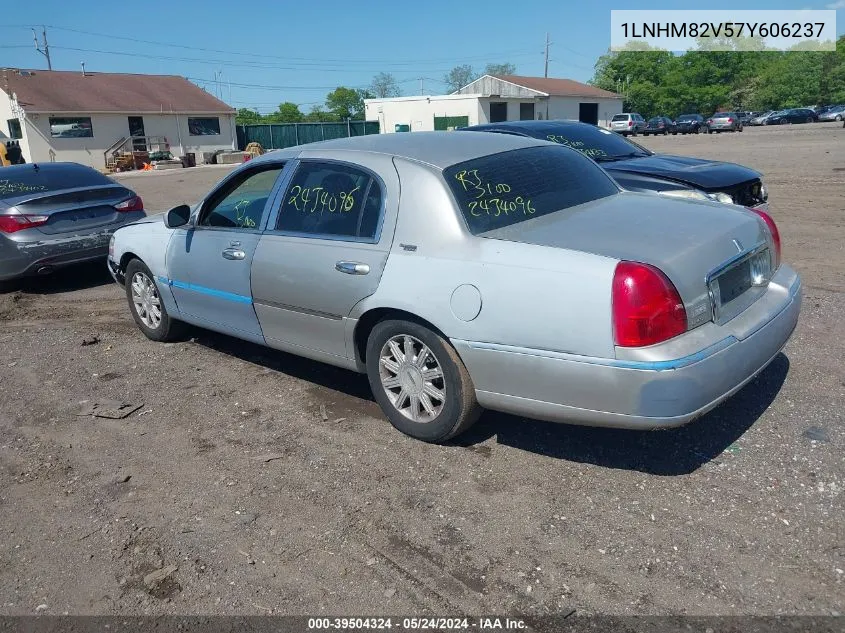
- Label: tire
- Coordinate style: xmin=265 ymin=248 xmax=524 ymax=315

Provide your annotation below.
xmin=671 ymin=131 xmax=677 ymax=135
xmin=707 ymin=128 xmax=712 ymax=134
xmin=695 ymin=127 xmax=700 ymax=134
xmin=806 ymin=117 xmax=813 ymax=123
xmin=365 ymin=319 xmax=481 ymax=443
xmin=125 ymin=259 xmax=186 ymax=342
xmin=836 ymin=115 xmax=842 ymax=121
xmin=780 ymin=119 xmax=788 ymax=125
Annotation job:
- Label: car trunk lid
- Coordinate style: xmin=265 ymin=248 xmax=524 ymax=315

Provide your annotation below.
xmin=5 ymin=185 xmax=135 ymax=235
xmin=481 ymin=191 xmax=772 ymax=329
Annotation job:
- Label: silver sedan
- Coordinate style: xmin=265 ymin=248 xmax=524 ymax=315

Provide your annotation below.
xmin=108 ymin=132 xmax=801 ymax=443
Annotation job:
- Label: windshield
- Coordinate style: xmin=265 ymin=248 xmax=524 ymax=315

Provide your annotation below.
xmin=444 ymin=145 xmax=619 ymax=236
xmin=677 ymin=115 xmax=698 ymax=121
xmin=648 ymin=117 xmax=661 ymax=124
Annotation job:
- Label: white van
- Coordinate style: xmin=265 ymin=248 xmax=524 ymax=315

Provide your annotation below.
xmin=610 ymin=113 xmax=646 ymax=136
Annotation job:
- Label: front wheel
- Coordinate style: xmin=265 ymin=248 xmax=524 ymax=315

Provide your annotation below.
xmin=366 ymin=319 xmax=481 ymax=443
xmin=125 ymin=259 xmax=186 ymax=342
xmin=835 ymin=114 xmax=842 ymax=121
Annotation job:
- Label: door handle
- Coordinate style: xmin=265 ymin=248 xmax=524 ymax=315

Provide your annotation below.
xmin=335 ymin=261 xmax=370 ymax=275
xmin=222 ymin=248 xmax=246 ymax=260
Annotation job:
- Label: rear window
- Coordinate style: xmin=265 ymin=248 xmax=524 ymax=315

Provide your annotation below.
xmin=538 ymin=125 xmax=652 ymax=159
xmin=611 ymin=114 xmax=629 ymax=122
xmin=443 ymin=145 xmax=619 ymax=235
xmin=0 ymin=166 xmax=112 ymax=200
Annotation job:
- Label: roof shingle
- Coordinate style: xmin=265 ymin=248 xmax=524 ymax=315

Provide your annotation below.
xmin=1 ymin=68 xmax=234 ymax=114
xmin=492 ymin=75 xmax=622 ymax=99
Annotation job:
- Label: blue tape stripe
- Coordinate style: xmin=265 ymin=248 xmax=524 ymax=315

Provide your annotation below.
xmin=156 ymin=276 xmax=253 ymax=305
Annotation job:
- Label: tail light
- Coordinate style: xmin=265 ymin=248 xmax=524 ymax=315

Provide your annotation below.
xmin=0 ymin=214 xmax=49 ymax=233
xmin=749 ymin=207 xmax=781 ymax=269
xmin=726 ymin=118 xmax=733 ymax=123
xmin=628 ymin=121 xmax=633 ymax=127
xmin=612 ymin=261 xmax=687 ymax=347
xmin=115 ymin=196 xmax=144 ymax=212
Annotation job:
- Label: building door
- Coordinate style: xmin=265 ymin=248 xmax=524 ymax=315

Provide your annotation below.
xmin=519 ymin=103 xmax=535 ymax=120
xmin=128 ymin=116 xmax=146 ymax=151
xmin=579 ymin=103 xmax=599 ymax=125
xmin=489 ymin=102 xmax=508 ymax=123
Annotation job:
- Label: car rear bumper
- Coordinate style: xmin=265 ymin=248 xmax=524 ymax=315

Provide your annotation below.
xmin=0 ymin=213 xmax=144 ymax=281
xmin=452 ymin=265 xmax=801 ymax=430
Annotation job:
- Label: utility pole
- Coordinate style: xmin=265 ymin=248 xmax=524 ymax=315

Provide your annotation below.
xmin=33 ymin=26 xmax=52 ymax=70
xmin=543 ymin=32 xmax=551 ymax=78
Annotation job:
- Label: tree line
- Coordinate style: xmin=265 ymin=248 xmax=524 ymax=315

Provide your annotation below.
xmin=590 ymin=35 xmax=845 ymax=118
xmin=235 ymin=63 xmax=517 ymax=125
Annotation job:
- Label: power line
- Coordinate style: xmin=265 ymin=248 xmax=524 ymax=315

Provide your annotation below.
xmin=21 ymin=24 xmax=539 ymax=67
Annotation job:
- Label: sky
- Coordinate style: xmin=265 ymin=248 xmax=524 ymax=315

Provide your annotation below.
xmin=2 ymin=0 xmax=844 ymax=114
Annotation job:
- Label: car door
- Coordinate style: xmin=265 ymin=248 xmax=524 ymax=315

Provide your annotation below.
xmin=251 ymin=154 xmax=399 ymax=364
xmin=164 ymin=162 xmax=287 ymax=343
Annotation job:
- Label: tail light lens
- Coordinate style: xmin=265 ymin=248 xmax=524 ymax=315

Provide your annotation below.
xmin=612 ymin=261 xmax=687 ymax=347
xmin=726 ymin=118 xmax=733 ymax=123
xmin=749 ymin=207 xmax=781 ymax=269
xmin=115 ymin=196 xmax=144 ymax=212
xmin=0 ymin=214 xmax=49 ymax=233
xmin=628 ymin=121 xmax=633 ymax=127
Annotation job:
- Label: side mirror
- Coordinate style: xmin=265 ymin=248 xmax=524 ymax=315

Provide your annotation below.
xmin=164 ymin=204 xmax=191 ymax=228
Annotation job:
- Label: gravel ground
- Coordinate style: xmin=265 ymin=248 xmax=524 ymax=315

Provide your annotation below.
xmin=0 ymin=124 xmax=843 ymax=617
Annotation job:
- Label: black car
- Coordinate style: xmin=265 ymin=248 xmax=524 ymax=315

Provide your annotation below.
xmin=674 ymin=114 xmax=704 ymax=134
xmin=643 ymin=116 xmax=677 ymax=136
xmin=765 ymin=108 xmax=818 ymax=125
xmin=460 ymin=120 xmax=769 ymax=209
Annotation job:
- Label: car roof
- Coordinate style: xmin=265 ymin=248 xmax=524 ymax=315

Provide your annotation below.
xmin=251 ymin=131 xmax=550 ymax=169
xmin=0 ymin=161 xmax=104 ymax=177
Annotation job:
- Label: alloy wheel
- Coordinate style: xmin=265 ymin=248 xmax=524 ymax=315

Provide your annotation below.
xmin=378 ymin=334 xmax=446 ymax=423
xmin=130 ymin=271 xmax=162 ymax=329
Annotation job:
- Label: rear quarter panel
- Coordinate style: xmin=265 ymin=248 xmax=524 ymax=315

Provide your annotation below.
xmin=349 ymin=158 xmax=619 ymax=359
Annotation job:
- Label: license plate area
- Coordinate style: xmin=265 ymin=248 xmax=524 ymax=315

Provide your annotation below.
xmin=708 ymin=245 xmax=772 ymax=325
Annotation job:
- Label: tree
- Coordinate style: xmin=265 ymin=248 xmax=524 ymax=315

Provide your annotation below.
xmin=443 ymin=64 xmax=476 ymax=93
xmin=304 ymin=106 xmax=337 ymax=122
xmin=235 ymin=108 xmax=263 ymax=125
xmin=325 ymin=87 xmax=369 ymax=120
xmin=484 ymin=62 xmax=517 ymax=76
xmin=266 ymin=102 xmax=304 ymax=123
xmin=370 ymin=72 xmax=401 ymax=98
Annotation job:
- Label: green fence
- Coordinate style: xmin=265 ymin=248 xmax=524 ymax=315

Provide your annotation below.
xmin=236 ymin=121 xmax=380 ymax=150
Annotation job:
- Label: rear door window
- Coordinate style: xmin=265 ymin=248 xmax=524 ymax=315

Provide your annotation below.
xmin=275 ymin=161 xmax=383 ymax=240
xmin=444 ymin=145 xmax=619 ymax=235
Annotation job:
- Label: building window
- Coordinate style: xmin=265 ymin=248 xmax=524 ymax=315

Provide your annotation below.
xmin=519 ymin=103 xmax=535 ymax=121
xmin=188 ymin=117 xmax=221 ymax=136
xmin=49 ymin=117 xmax=93 ymax=138
xmin=6 ymin=119 xmax=22 ymax=139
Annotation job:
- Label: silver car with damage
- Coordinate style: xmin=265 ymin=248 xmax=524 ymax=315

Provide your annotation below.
xmin=108 ymin=133 xmax=801 ymax=443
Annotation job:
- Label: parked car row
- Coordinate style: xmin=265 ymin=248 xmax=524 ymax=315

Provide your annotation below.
xmin=613 ymin=106 xmax=843 ymax=135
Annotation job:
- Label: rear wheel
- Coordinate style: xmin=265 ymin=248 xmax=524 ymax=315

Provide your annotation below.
xmin=806 ymin=116 xmax=813 ymax=123
xmin=125 ymin=259 xmax=186 ymax=342
xmin=780 ymin=119 xmax=789 ymax=125
xmin=366 ymin=319 xmax=481 ymax=443
xmin=836 ymin=114 xmax=842 ymax=121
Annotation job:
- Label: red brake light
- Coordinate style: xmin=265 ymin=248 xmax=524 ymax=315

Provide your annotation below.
xmin=628 ymin=120 xmax=633 ymax=126
xmin=115 ymin=195 xmax=144 ymax=212
xmin=749 ymin=207 xmax=781 ymax=269
xmin=726 ymin=118 xmax=733 ymax=123
xmin=0 ymin=214 xmax=49 ymax=234
xmin=612 ymin=261 xmax=687 ymax=347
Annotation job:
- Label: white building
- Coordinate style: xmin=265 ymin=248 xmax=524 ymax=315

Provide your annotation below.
xmin=1 ymin=67 xmax=237 ymax=169
xmin=366 ymin=74 xmax=624 ymax=133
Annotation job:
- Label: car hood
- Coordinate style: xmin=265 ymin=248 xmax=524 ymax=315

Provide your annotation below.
xmin=602 ymin=154 xmax=760 ymax=190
